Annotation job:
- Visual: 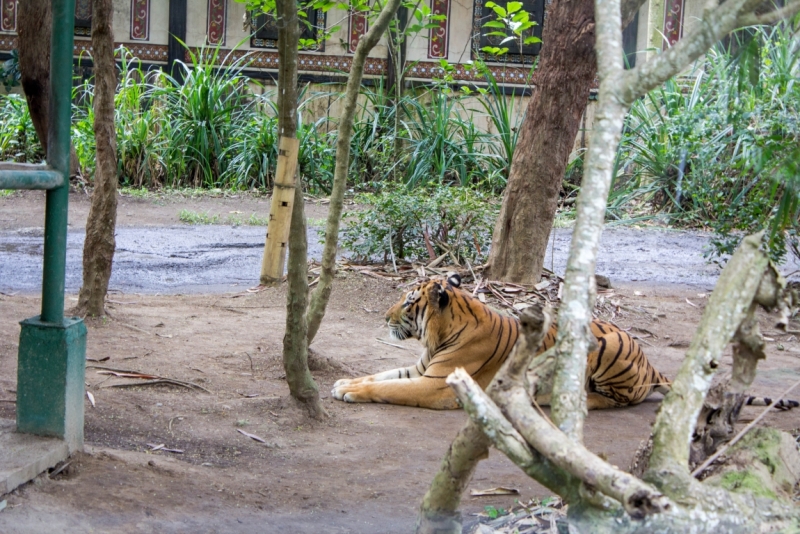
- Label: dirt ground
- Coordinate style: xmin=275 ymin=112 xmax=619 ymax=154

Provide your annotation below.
xmin=1 ymin=190 xmax=800 ymax=533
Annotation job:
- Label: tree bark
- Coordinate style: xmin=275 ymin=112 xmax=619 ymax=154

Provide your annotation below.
xmin=76 ymin=0 xmax=118 ymax=317
xmin=274 ymin=0 xmax=326 ymax=418
xmin=17 ymin=0 xmax=51 ymax=154
xmin=305 ymin=0 xmax=404 ymax=344
xmin=284 ymin=183 xmax=326 ymax=418
xmin=485 ymin=0 xmax=597 ymax=285
xmin=485 ymin=0 xmax=646 ymax=286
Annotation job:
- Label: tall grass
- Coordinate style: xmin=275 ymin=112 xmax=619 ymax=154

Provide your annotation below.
xmin=0 ymin=46 xmax=525 ymax=196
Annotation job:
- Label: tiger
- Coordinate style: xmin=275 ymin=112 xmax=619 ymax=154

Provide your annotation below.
xmin=332 ymin=272 xmax=672 ymax=410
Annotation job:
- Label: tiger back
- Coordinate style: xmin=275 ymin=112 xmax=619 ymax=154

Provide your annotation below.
xmin=537 ymin=319 xmax=672 ymax=409
xmin=332 ymin=273 xmax=672 ymax=411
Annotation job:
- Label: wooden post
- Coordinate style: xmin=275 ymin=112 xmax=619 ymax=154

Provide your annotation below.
xmin=260 ymin=136 xmax=300 ymax=285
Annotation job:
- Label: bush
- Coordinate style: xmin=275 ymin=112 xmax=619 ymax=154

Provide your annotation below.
xmin=613 ymin=23 xmax=800 ymax=263
xmin=341 ymin=185 xmax=499 ymax=264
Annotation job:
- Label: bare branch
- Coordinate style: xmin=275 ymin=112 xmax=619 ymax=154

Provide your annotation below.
xmin=692 ymin=377 xmax=800 ymax=478
xmin=449 ymin=369 xmax=670 ymax=518
xmin=306 ymin=0 xmax=403 ymax=342
xmin=621 ymin=0 xmax=769 ymax=105
xmin=646 ymin=234 xmax=770 ymax=493
xmin=416 ymin=422 xmax=491 ymax=534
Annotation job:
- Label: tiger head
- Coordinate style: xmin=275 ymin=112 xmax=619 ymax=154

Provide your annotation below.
xmin=385 ymin=272 xmax=462 ymax=341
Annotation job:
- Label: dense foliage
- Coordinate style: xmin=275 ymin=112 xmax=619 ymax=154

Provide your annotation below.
xmin=0 ymin=46 xmax=517 ymax=196
xmin=341 ymin=184 xmax=499 ymax=264
xmin=611 ymin=24 xmax=800 ymax=262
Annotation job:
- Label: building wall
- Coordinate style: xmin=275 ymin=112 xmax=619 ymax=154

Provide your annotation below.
xmin=0 ymin=0 xmax=701 ymax=156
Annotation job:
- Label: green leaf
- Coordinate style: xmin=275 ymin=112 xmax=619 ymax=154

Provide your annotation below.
xmin=482 ymin=20 xmax=506 ymax=28
xmin=507 ymin=1 xmax=523 ymax=13
xmin=491 ymin=6 xmax=507 ymax=17
xmin=523 ymin=36 xmax=541 ymax=44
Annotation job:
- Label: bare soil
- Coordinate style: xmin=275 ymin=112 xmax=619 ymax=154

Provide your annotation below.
xmin=1 ymin=190 xmax=799 ymax=533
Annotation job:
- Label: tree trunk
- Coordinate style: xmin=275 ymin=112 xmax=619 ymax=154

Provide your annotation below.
xmin=305 ymin=0 xmax=405 ymax=343
xmin=76 ymin=0 xmax=118 ymax=317
xmin=18 ymin=0 xmax=81 ymax=174
xmin=17 ymin=0 xmax=51 ymax=153
xmin=485 ymin=0 xmax=646 ymax=285
xmin=284 ymin=183 xmax=326 ymax=418
xmin=485 ymin=0 xmax=596 ymax=285
xmin=275 ymin=0 xmax=326 ymax=418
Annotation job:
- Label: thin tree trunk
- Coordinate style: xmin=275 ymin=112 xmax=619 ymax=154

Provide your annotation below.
xmin=305 ymin=0 xmax=404 ymax=344
xmin=485 ymin=0 xmax=646 ymax=286
xmin=76 ymin=0 xmax=118 ymax=317
xmin=17 ymin=0 xmax=51 ymax=154
xmin=276 ymin=0 xmax=326 ymax=418
xmin=284 ymin=183 xmax=326 ymax=417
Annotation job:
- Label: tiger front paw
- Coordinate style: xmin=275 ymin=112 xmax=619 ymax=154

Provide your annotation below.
xmin=331 ymin=382 xmax=365 ymax=403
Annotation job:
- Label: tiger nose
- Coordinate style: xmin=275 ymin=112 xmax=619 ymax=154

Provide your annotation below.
xmin=384 ymin=313 xmax=391 ymax=323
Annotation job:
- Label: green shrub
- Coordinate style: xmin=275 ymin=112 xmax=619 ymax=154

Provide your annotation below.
xmin=341 ymin=185 xmax=499 ymax=264
xmin=0 ymin=93 xmax=43 ymax=162
xmin=614 ymin=23 xmax=800 ymax=263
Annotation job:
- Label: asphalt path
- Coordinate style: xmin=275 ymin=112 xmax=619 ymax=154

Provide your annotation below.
xmin=1 ymin=225 xmax=796 ymax=294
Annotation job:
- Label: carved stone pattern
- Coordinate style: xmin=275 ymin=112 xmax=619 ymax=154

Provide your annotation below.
xmin=348 ymin=11 xmax=367 ymax=54
xmin=408 ymin=61 xmax=530 ymax=84
xmin=427 ymin=0 xmax=449 ymax=59
xmin=207 ymin=0 xmax=227 ymax=45
xmin=130 ymin=0 xmax=150 ymax=41
xmin=189 ymin=47 xmax=388 ymax=75
xmin=662 ymin=0 xmax=684 ymax=49
xmin=73 ymin=41 xmax=169 ymax=63
xmin=1 ymin=0 xmax=16 ymax=32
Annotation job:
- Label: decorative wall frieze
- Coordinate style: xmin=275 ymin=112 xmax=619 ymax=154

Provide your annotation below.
xmin=0 ymin=33 xmax=16 ymax=49
xmin=75 ymin=0 xmax=92 ymax=36
xmin=663 ymin=0 xmax=685 ymax=49
xmin=1 ymin=0 xmax=16 ymax=33
xmin=408 ymin=61 xmax=531 ymax=84
xmin=207 ymin=0 xmax=227 ymax=45
xmin=188 ymin=47 xmax=388 ymax=76
xmin=71 ymin=41 xmax=169 ymax=63
xmin=427 ymin=0 xmax=450 ymax=59
xmin=130 ymin=0 xmax=150 ymax=41
xmin=348 ymin=11 xmax=367 ymax=53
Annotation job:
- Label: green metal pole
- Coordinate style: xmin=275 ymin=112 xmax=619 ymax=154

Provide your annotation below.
xmin=41 ymin=0 xmax=76 ymax=324
xmin=16 ymin=0 xmax=86 ymax=453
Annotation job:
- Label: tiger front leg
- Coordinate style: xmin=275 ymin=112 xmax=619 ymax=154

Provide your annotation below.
xmin=332 ymin=350 xmax=429 ymax=389
xmin=332 ymin=376 xmax=459 ymax=410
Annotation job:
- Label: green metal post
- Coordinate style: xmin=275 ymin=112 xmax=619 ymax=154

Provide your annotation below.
xmin=15 ymin=0 xmax=86 ymax=453
xmin=42 ymin=0 xmax=76 ymax=324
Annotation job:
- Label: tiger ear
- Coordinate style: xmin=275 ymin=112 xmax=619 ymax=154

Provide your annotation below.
xmin=428 ymin=282 xmax=450 ymax=311
xmin=446 ymin=272 xmax=461 ymax=288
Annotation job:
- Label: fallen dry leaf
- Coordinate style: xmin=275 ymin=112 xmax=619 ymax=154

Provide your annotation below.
xmin=237 ymin=429 xmax=267 ymax=443
xmin=86 ymin=391 xmax=95 ymax=408
xmin=470 ymin=487 xmax=520 ymax=497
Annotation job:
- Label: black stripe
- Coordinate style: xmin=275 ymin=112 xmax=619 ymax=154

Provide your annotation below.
xmin=597 ymin=333 xmax=626 ymax=376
